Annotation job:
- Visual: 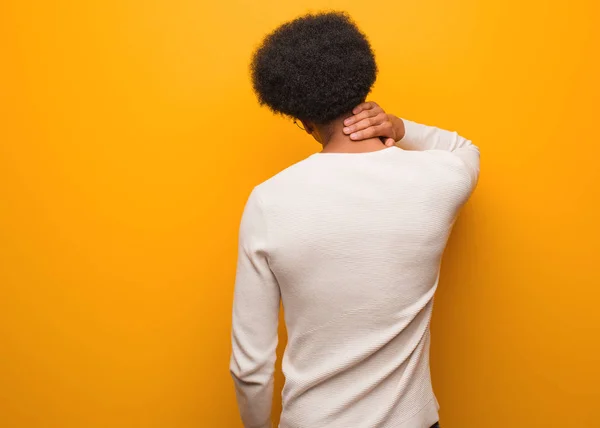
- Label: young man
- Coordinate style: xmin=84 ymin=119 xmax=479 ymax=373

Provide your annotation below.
xmin=230 ymin=11 xmax=479 ymax=428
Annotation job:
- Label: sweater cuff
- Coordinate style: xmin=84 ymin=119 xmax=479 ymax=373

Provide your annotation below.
xmin=398 ymin=118 xmax=417 ymax=142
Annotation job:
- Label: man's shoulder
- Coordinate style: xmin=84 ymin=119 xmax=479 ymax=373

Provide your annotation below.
xmin=254 ymin=154 xmax=316 ymax=196
xmin=416 ymin=149 xmax=473 ymax=182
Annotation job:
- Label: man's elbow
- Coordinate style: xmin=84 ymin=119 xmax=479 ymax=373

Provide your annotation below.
xmin=229 ymin=352 xmax=275 ymax=387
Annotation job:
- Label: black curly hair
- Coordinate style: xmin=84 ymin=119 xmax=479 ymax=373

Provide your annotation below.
xmin=250 ymin=10 xmax=378 ymax=126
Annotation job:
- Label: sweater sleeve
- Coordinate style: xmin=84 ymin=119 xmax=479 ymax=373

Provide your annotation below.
xmin=229 ymin=188 xmax=280 ymax=428
xmin=398 ymin=118 xmax=481 ymax=189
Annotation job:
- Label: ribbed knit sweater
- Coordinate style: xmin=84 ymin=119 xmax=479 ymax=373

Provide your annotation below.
xmin=230 ymin=118 xmax=480 ymax=428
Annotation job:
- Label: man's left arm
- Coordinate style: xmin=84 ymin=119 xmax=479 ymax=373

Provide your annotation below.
xmin=229 ymin=188 xmax=280 ymax=428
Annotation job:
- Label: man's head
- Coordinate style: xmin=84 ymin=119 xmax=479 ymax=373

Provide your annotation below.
xmin=250 ymin=11 xmax=378 ymax=141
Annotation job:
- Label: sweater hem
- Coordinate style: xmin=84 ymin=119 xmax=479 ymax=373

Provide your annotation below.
xmin=394 ymin=396 xmax=439 ymax=428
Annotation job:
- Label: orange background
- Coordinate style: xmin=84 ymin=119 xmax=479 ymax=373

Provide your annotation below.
xmin=1 ymin=1 xmax=599 ymax=427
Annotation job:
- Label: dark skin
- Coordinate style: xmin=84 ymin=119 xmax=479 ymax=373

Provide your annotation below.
xmin=299 ymin=101 xmax=406 ymax=152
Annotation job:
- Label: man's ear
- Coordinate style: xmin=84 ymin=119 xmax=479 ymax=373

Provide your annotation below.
xmin=300 ymin=120 xmax=313 ymax=134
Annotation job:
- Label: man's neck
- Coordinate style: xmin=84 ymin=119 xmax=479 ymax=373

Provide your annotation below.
xmin=318 ymin=117 xmax=387 ymax=153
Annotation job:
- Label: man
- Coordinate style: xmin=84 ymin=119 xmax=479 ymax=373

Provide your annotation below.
xmin=230 ymin=10 xmax=479 ymax=428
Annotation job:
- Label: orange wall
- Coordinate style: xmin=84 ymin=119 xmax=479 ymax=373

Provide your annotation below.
xmin=1 ymin=1 xmax=599 ymax=427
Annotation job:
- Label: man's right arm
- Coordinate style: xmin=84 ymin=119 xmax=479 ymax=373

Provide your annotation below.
xmin=391 ymin=116 xmax=481 ymax=189
xmin=342 ymin=102 xmax=480 ymax=189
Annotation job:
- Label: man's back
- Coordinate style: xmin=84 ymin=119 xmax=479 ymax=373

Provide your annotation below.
xmin=230 ymin=119 xmax=480 ymax=428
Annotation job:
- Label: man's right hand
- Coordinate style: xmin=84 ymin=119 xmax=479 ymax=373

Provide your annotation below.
xmin=342 ymin=101 xmax=405 ymax=147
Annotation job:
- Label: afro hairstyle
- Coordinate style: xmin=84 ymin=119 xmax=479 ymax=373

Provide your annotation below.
xmin=249 ymin=10 xmax=378 ymax=126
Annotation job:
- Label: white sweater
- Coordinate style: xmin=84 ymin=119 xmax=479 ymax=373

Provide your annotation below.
xmin=230 ymin=119 xmax=480 ymax=428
